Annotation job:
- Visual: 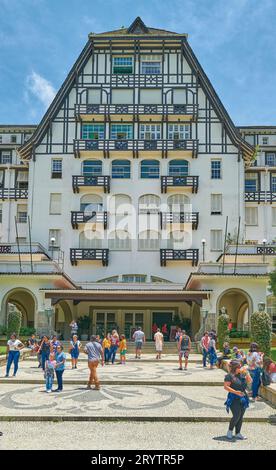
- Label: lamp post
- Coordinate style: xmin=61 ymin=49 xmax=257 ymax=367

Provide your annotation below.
xmin=50 ymin=237 xmax=56 ymax=260
xmin=201 ymin=238 xmax=206 ymax=262
xmin=262 ymin=238 xmax=267 ymax=264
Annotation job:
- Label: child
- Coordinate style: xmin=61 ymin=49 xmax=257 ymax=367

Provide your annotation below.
xmin=69 ymin=335 xmax=82 ymax=369
xmin=119 ymin=334 xmax=127 ymax=365
xmin=102 ymin=333 xmax=111 ymax=364
xmin=44 ymin=352 xmax=56 ymax=393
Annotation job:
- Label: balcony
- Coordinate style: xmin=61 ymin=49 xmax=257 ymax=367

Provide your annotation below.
xmin=0 ymin=188 xmax=28 ymax=200
xmin=75 ymin=104 xmax=198 ymax=122
xmin=161 ymin=176 xmax=199 ymax=193
xmin=71 ymin=211 xmax=108 ymax=229
xmin=225 ymin=244 xmax=276 ymax=256
xmin=72 ymin=175 xmax=110 ymax=193
xmin=70 ymin=248 xmax=109 ymax=266
xmin=245 ymin=191 xmax=276 ymax=204
xmin=160 ymin=249 xmax=199 ymax=267
xmin=74 ymin=139 xmax=198 ymax=158
xmin=160 ymin=212 xmax=199 ymax=230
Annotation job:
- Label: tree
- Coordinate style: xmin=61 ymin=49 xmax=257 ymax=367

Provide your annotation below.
xmin=269 ymin=259 xmax=276 ymax=297
xmin=250 ymin=310 xmax=272 ymax=357
xmin=7 ymin=308 xmax=22 ymax=338
xmin=217 ymin=312 xmax=230 ymax=350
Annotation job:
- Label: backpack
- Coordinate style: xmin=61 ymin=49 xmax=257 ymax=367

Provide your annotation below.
xmin=262 ymin=370 xmax=271 ymax=387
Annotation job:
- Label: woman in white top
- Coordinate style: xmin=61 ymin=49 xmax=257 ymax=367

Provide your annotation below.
xmin=5 ymin=333 xmax=24 ymax=377
xmin=154 ymin=328 xmax=164 ymax=360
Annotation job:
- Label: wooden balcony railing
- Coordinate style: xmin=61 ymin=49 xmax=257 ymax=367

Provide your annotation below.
xmin=75 ymin=104 xmax=198 ymax=119
xmin=71 ymin=211 xmax=108 ymax=229
xmin=0 ymin=188 xmax=28 ymax=200
xmin=160 ymin=249 xmax=199 ymax=267
xmin=161 ymin=176 xmax=199 ymax=193
xmin=72 ymin=175 xmax=110 ymax=193
xmin=245 ymin=191 xmax=276 ymax=203
xmin=160 ymin=212 xmax=199 ymax=230
xmin=70 ymin=248 xmax=109 ymax=266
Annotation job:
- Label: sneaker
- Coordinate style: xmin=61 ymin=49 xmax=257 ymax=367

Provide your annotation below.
xmin=53 ymin=389 xmax=62 ymax=393
xmin=86 ymin=385 xmax=92 ymax=390
xmin=46 ymin=390 xmax=52 ymax=393
xmin=235 ymin=433 xmax=247 ymax=440
xmin=178 ymin=367 xmax=183 ymax=371
xmin=184 ymin=367 xmax=187 ymax=371
xmin=226 ymin=430 xmax=233 ymax=440
xmin=4 ymin=375 xmax=9 ymax=378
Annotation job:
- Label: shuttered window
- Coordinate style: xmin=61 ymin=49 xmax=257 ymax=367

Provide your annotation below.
xmin=138 ymin=230 xmax=160 ymax=251
xmin=211 ymin=194 xmax=222 ymax=215
xmin=210 ymin=230 xmax=223 ymax=251
xmin=272 ymin=207 xmax=276 ymax=226
xmin=109 ymin=231 xmax=131 ymax=251
xmin=49 ymin=194 xmax=62 ymax=215
xmin=17 ymin=205 xmax=27 ymax=223
xmin=139 ymin=195 xmax=160 ymax=214
xmin=245 ymin=207 xmax=258 ymax=226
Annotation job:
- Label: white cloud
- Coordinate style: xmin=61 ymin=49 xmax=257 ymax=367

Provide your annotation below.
xmin=26 ymin=71 xmax=56 ymax=109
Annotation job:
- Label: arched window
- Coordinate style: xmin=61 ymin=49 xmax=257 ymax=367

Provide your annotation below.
xmin=141 ymin=160 xmax=159 ymax=179
xmin=79 ymin=230 xmax=103 ymax=249
xmin=139 ymin=195 xmax=161 ymax=214
xmin=108 ymin=230 xmax=131 ymax=251
xmin=167 ymin=194 xmax=190 ymax=212
xmin=109 ymin=194 xmax=132 ymax=214
xmin=168 ymin=160 xmax=189 ymax=177
xmin=80 ymin=194 xmax=103 ymax=212
xmin=82 ymin=160 xmax=102 ymax=176
xmin=112 ymin=160 xmax=131 ymax=179
xmin=168 ymin=230 xmax=191 ymax=249
xmin=138 ymin=230 xmax=160 ymax=251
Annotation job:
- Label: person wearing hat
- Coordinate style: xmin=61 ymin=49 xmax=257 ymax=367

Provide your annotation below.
xmin=232 ymin=346 xmax=246 ymax=364
xmin=224 ymin=360 xmax=252 ymax=440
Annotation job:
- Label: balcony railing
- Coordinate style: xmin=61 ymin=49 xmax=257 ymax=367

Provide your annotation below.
xmin=160 ymin=249 xmax=199 ymax=267
xmin=160 ymin=212 xmax=199 ymax=230
xmin=75 ymin=104 xmax=198 ymax=119
xmin=73 ymin=139 xmax=198 ymax=158
xmin=71 ymin=211 xmax=108 ymax=229
xmin=161 ymin=176 xmax=199 ymax=193
xmin=245 ymin=191 xmax=276 ymax=203
xmin=70 ymin=248 xmax=109 ymax=266
xmin=225 ymin=244 xmax=276 ymax=256
xmin=72 ymin=175 xmax=110 ymax=193
xmin=0 ymin=188 xmax=28 ymax=200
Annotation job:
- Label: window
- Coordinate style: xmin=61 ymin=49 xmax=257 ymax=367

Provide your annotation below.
xmin=49 ymin=229 xmax=61 ymax=249
xmin=81 ymin=124 xmax=104 ymax=140
xmin=265 ymin=153 xmax=276 ymax=166
xmin=112 ymin=160 xmax=131 ymax=179
xmin=80 ymin=194 xmax=103 ymax=212
xmin=0 ymin=171 xmax=4 ymax=188
xmin=210 ymin=230 xmax=223 ymax=251
xmin=245 ymin=173 xmax=258 ymax=192
xmin=140 ymin=160 xmax=159 ymax=179
xmin=140 ymin=89 xmax=162 ymax=104
xmin=139 ymin=195 xmax=160 ymax=214
xmin=82 ymin=160 xmax=102 ymax=176
xmin=109 ymin=230 xmax=131 ymax=251
xmin=0 ymin=150 xmax=12 ymax=164
xmin=112 ymin=89 xmax=133 ymax=104
xmin=272 ymin=207 xmax=276 ymax=226
xmin=17 ymin=205 xmax=27 ymax=223
xmin=138 ymin=230 xmax=160 ymax=250
xmin=10 ymin=135 xmax=17 ymax=144
xmin=211 ymin=160 xmax=221 ymax=179
xmin=168 ymin=124 xmax=190 ymax=140
xmin=151 ymin=276 xmax=172 ymax=283
xmin=16 ymin=171 xmax=28 ymax=189
xmin=211 ymin=194 xmax=222 ymax=215
xmin=141 ymin=55 xmax=161 ymax=74
xmin=113 ymin=56 xmax=133 ymax=74
xmin=169 ymin=160 xmax=189 ymax=176
xmin=110 ymin=124 xmax=133 ymax=140
xmin=87 ymin=89 xmax=101 ymax=104
xmin=79 ymin=230 xmax=102 ymax=249
xmin=122 ymin=275 xmax=146 ymax=283
xmin=139 ymin=124 xmax=161 ymax=140
xmin=244 ymin=135 xmax=255 ymax=146
xmin=271 ymin=174 xmax=276 ymax=192
xmin=49 ymin=194 xmax=62 ymax=215
xmin=51 ymin=159 xmax=62 ymax=179
xmin=262 ymin=136 xmax=269 ymax=145
xmin=97 ymin=276 xmax=119 ymax=283
xmin=0 ymin=204 xmax=2 ymax=223
xmin=245 ymin=207 xmax=258 ymax=226
xmin=168 ymin=194 xmax=190 ymax=212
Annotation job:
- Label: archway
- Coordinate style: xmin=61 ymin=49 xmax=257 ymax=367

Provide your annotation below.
xmin=217 ymin=288 xmax=252 ymax=330
xmin=2 ymin=288 xmax=37 ymax=328
xmin=55 ymin=300 xmax=73 ymax=340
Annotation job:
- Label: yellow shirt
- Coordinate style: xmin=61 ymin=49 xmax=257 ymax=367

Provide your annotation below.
xmin=102 ymin=338 xmax=111 ymax=349
xmin=119 ymin=339 xmax=127 ymax=351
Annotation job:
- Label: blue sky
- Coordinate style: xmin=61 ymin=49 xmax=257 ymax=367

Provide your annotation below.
xmin=0 ymin=0 xmax=276 ymax=126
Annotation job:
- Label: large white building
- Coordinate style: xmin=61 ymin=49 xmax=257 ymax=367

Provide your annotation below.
xmin=0 ymin=18 xmax=275 ymax=339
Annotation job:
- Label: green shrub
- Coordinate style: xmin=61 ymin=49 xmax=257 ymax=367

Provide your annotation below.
xmin=0 ymin=325 xmax=7 ymax=335
xmin=19 ymin=326 xmax=36 ymax=336
xmin=218 ymin=313 xmax=230 ymax=350
xmin=250 ymin=310 xmax=272 ymax=356
xmin=7 ymin=309 xmax=22 ymax=339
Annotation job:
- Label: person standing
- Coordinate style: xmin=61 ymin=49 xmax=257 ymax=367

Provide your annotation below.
xmin=84 ymin=335 xmax=104 ymax=390
xmin=119 ymin=334 xmax=127 ymax=365
xmin=154 ymin=328 xmax=164 ymax=360
xmin=102 ymin=333 xmax=111 ymax=364
xmin=132 ymin=327 xmax=145 ymax=359
xmin=247 ymin=343 xmax=263 ymax=401
xmin=224 ymin=360 xmax=252 ymax=440
xmin=44 ymin=352 xmax=56 ymax=393
xmin=54 ymin=344 xmax=66 ymax=392
xmin=228 ymin=319 xmax=233 ymax=332
xmin=109 ymin=330 xmax=120 ymax=365
xmin=178 ymin=330 xmax=191 ymax=371
xmin=50 ymin=335 xmax=60 ymax=354
xmin=161 ymin=323 xmax=168 ymax=341
xmin=69 ymin=319 xmax=78 ymax=338
xmin=208 ymin=333 xmax=217 ymax=369
xmin=5 ymin=333 xmax=25 ymax=378
xmin=200 ymin=332 xmax=210 ymax=368
xmin=38 ymin=336 xmax=51 ymax=371
xmin=69 ymin=335 xmax=82 ymax=369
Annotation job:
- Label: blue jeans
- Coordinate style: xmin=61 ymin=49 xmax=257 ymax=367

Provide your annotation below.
xmin=41 ymin=351 xmax=50 ymax=371
xmin=104 ymin=349 xmax=110 ymax=363
xmin=55 ymin=369 xmax=64 ymax=390
xmin=109 ymin=345 xmax=118 ymax=364
xmin=250 ymin=368 xmax=261 ymax=398
xmin=202 ymin=349 xmax=208 ymax=367
xmin=45 ymin=374 xmax=54 ymax=391
xmin=6 ymin=350 xmax=20 ymax=376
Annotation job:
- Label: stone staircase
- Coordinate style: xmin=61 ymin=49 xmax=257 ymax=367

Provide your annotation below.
xmin=61 ymin=340 xmax=198 ymax=354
